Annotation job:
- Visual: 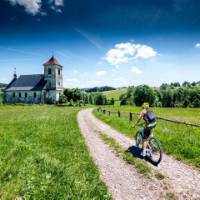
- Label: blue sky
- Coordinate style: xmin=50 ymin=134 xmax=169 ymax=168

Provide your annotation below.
xmin=1 ymin=0 xmax=200 ymax=88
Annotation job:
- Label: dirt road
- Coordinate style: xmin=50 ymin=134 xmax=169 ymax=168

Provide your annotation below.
xmin=78 ymin=109 xmax=200 ymax=200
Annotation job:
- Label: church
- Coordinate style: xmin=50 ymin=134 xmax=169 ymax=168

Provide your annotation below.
xmin=4 ymin=56 xmax=64 ymax=104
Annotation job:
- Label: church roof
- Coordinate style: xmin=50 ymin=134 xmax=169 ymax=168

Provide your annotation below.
xmin=43 ymin=56 xmax=63 ymax=67
xmin=5 ymin=74 xmax=47 ymax=91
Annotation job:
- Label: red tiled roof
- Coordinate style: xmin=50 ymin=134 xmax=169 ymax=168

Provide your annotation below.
xmin=43 ymin=56 xmax=63 ymax=67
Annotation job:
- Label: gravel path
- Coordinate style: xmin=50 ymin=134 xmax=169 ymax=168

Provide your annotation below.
xmin=78 ymin=109 xmax=177 ymax=200
xmin=79 ymin=108 xmax=200 ymax=200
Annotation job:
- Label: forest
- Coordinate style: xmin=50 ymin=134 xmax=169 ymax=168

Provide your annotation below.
xmin=60 ymin=81 xmax=200 ymax=107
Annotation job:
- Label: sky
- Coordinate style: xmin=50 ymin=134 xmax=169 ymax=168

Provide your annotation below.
xmin=1 ymin=0 xmax=200 ymax=88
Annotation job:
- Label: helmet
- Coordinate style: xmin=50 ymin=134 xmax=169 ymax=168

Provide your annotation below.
xmin=142 ymin=102 xmax=149 ymax=109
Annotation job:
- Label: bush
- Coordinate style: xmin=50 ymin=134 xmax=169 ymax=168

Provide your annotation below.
xmin=133 ymin=85 xmax=155 ymax=106
xmin=59 ymin=94 xmax=68 ymax=104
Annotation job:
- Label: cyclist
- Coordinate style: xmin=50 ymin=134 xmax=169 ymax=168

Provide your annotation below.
xmin=132 ymin=102 xmax=156 ymax=157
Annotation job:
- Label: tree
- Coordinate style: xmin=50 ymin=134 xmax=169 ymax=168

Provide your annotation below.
xmin=160 ymin=83 xmax=169 ymax=90
xmin=192 ymin=98 xmax=200 ymax=107
xmin=94 ymin=93 xmax=107 ymax=105
xmin=170 ymin=82 xmax=180 ymax=87
xmin=59 ymin=94 xmax=67 ymax=104
xmin=133 ymin=85 xmax=155 ymax=106
xmin=110 ymin=98 xmax=115 ymax=105
xmin=64 ymin=88 xmax=82 ymax=102
xmin=182 ymin=81 xmax=191 ymax=88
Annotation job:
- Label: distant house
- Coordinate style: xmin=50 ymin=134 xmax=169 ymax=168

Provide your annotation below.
xmin=4 ymin=56 xmax=63 ymax=104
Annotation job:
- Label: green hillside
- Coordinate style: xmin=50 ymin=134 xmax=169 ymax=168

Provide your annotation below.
xmin=103 ymin=88 xmax=127 ymax=101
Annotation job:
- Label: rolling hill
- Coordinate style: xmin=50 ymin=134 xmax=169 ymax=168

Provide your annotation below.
xmin=103 ymin=88 xmax=127 ymax=101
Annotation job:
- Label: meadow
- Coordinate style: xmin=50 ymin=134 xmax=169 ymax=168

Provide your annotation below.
xmin=0 ymin=105 xmax=110 ymax=200
xmin=103 ymin=88 xmax=127 ymax=100
xmin=103 ymin=88 xmax=127 ymax=105
xmin=94 ymin=105 xmax=200 ymax=168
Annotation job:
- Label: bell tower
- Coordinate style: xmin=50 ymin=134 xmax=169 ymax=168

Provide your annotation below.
xmin=43 ymin=56 xmax=63 ymax=103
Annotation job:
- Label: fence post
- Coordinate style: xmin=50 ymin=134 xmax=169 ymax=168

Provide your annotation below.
xmin=108 ymin=111 xmax=111 ymax=116
xmin=118 ymin=111 xmax=120 ymax=118
xmin=129 ymin=112 xmax=132 ymax=122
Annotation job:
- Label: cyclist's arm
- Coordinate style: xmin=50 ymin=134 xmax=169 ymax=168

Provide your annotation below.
xmin=132 ymin=113 xmax=143 ymax=127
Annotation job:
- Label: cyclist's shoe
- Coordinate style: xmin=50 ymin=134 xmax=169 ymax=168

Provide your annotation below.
xmin=140 ymin=150 xmax=146 ymax=158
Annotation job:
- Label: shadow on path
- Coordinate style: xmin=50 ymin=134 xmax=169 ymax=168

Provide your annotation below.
xmin=127 ymin=146 xmax=158 ymax=166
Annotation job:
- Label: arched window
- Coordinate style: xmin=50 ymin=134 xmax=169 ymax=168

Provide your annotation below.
xmin=58 ymin=69 xmax=61 ymax=75
xmin=19 ymin=92 xmax=21 ymax=98
xmin=13 ymin=92 xmax=15 ymax=97
xmin=48 ymin=68 xmax=52 ymax=75
xmin=25 ymin=92 xmax=28 ymax=98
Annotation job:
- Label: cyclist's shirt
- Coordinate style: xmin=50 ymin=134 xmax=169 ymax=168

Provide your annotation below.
xmin=140 ymin=109 xmax=156 ymax=129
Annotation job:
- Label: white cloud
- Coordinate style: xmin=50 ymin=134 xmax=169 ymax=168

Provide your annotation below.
xmin=131 ymin=66 xmax=142 ymax=75
xmin=195 ymin=43 xmax=200 ymax=48
xmin=105 ymin=42 xmax=157 ymax=66
xmin=7 ymin=0 xmax=42 ymax=15
xmin=96 ymin=70 xmax=107 ymax=76
xmin=7 ymin=0 xmax=64 ymax=15
xmin=51 ymin=5 xmax=62 ymax=13
xmin=53 ymin=0 xmax=64 ymax=6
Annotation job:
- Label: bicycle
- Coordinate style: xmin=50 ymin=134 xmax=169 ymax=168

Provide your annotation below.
xmin=134 ymin=124 xmax=163 ymax=165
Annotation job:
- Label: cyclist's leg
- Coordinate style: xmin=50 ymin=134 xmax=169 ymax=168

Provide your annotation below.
xmin=142 ymin=128 xmax=151 ymax=156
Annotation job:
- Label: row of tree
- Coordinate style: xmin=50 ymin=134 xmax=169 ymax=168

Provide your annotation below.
xmin=82 ymin=86 xmax=116 ymax=93
xmin=120 ymin=82 xmax=200 ymax=107
xmin=59 ymin=88 xmax=114 ymax=106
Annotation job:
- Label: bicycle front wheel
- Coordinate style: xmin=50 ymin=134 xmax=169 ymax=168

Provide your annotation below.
xmin=135 ymin=132 xmax=143 ymax=149
xmin=148 ymin=137 xmax=162 ymax=165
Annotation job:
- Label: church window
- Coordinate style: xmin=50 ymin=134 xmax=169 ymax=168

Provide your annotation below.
xmin=48 ymin=68 xmax=52 ymax=75
xmin=58 ymin=69 xmax=61 ymax=75
xmin=34 ymin=92 xmax=37 ymax=98
xmin=25 ymin=92 xmax=28 ymax=98
xmin=58 ymin=81 xmax=60 ymax=86
xmin=19 ymin=92 xmax=21 ymax=98
xmin=13 ymin=92 xmax=15 ymax=97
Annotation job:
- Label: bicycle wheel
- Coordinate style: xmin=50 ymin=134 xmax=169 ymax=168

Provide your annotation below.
xmin=147 ymin=137 xmax=162 ymax=165
xmin=135 ymin=132 xmax=143 ymax=149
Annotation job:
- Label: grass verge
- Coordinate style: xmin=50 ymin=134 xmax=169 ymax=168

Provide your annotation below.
xmin=0 ymin=105 xmax=111 ymax=200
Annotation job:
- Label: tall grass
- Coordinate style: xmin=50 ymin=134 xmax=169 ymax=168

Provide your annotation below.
xmin=94 ymin=107 xmax=200 ymax=169
xmin=0 ymin=105 xmax=110 ymax=200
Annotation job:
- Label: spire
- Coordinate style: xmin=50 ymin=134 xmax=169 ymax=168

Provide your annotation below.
xmin=43 ymin=55 xmax=63 ymax=67
xmin=13 ymin=67 xmax=17 ymax=80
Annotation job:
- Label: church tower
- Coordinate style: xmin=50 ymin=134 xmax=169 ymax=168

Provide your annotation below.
xmin=43 ymin=56 xmax=63 ymax=103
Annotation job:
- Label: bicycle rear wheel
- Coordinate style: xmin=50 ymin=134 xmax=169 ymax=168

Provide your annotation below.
xmin=135 ymin=132 xmax=143 ymax=149
xmin=148 ymin=137 xmax=162 ymax=165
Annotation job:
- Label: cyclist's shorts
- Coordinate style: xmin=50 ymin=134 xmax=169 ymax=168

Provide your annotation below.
xmin=141 ymin=122 xmax=156 ymax=139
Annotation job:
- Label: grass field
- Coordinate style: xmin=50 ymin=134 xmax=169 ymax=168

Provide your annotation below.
xmin=103 ymin=88 xmax=127 ymax=105
xmin=94 ymin=106 xmax=200 ymax=169
xmin=103 ymin=88 xmax=127 ymax=100
xmin=0 ymin=105 xmax=110 ymax=200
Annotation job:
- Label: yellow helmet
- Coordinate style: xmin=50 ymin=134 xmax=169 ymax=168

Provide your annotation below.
xmin=142 ymin=102 xmax=149 ymax=109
